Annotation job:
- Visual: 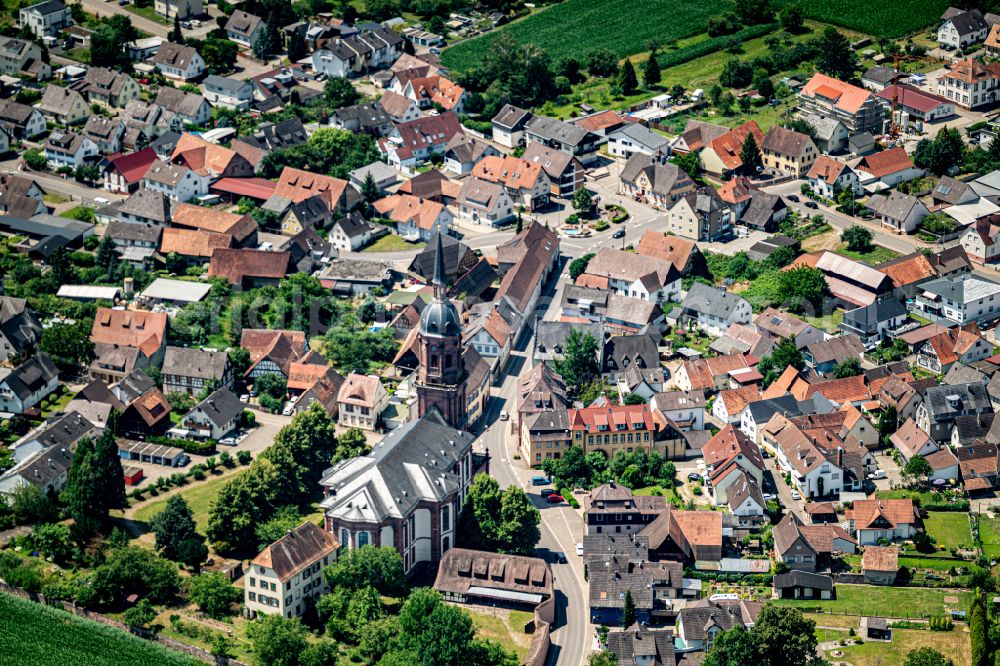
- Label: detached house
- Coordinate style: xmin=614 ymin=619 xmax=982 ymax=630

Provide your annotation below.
xmin=224 ymin=10 xmax=264 ymax=47
xmin=523 ymin=142 xmax=584 ymax=197
xmin=856 ymin=146 xmax=922 ymax=189
xmin=937 ymin=8 xmax=989 ymax=49
xmin=807 ymin=155 xmax=860 ymax=198
xmin=154 ymin=87 xmax=212 ymax=126
xmin=456 ymin=178 xmax=514 ymax=228
xmin=18 ymin=0 xmax=70 ymax=39
xmin=680 ymin=283 xmax=752 ymax=336
xmin=761 ymin=125 xmax=818 ymax=177
xmin=70 ymin=67 xmax=139 ymax=108
xmin=699 ymin=121 xmax=764 ymax=179
xmin=374 ymin=193 xmax=452 ymax=241
xmin=0 ymin=296 xmax=41 ymax=362
xmin=337 ymin=373 xmax=388 ymax=431
xmin=472 ymin=155 xmax=551 ymax=212
xmin=162 ymin=346 xmax=233 ymax=395
xmin=383 ymin=112 xmax=465 ymax=172
xmin=0 ymin=99 xmax=45 ymax=138
xmin=619 ymin=153 xmax=696 ymax=212
xmin=155 ymin=0 xmax=202 ymax=19
xmin=491 ymin=104 xmax=531 ymax=148
xmin=43 ymin=130 xmax=97 ymax=169
xmin=915 ymin=381 xmax=994 ymax=442
xmin=916 ymin=324 xmax=991 ymax=374
xmin=142 ymin=160 xmax=208 ymax=202
xmin=150 ymin=42 xmax=205 ymax=81
xmin=846 ymin=499 xmax=920 ymax=545
xmin=203 ymin=75 xmax=253 ymax=111
xmin=524 ymin=114 xmax=601 ymax=165
xmin=81 ymin=116 xmax=124 ymax=154
xmin=866 ymin=190 xmax=929 ymax=234
xmin=329 ymin=211 xmax=375 ymax=251
xmin=0 ymin=37 xmax=48 ymax=79
xmin=0 ymin=353 xmax=58 ymax=414
xmin=668 ymin=187 xmax=733 ymax=241
xmin=89 ymin=308 xmax=167 ymax=382
xmin=936 ymin=58 xmax=1000 ymax=110
xmin=37 ymin=85 xmax=87 ymax=125
xmin=169 ymin=387 xmax=242 ymax=441
xmin=582 ymin=247 xmax=682 ymax=303
xmin=960 ymin=214 xmax=1000 ymax=263
xmin=245 ymin=522 xmax=338 ymax=619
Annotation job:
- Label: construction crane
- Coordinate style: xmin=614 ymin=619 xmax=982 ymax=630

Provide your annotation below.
xmin=888 ymin=51 xmax=920 ymax=139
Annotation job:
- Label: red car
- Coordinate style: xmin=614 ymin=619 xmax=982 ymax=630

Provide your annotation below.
xmin=546 ymin=494 xmax=564 ymax=504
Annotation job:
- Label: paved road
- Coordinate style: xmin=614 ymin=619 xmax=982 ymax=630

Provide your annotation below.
xmin=479 ymin=270 xmax=591 ymax=666
xmin=77 ymin=0 xmax=219 ymax=39
xmin=1 ymin=159 xmax=125 ymax=203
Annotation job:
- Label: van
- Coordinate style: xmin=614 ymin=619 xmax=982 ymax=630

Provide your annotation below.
xmin=531 ymin=476 xmax=550 ymax=486
xmin=94 ymin=197 xmax=110 ymax=205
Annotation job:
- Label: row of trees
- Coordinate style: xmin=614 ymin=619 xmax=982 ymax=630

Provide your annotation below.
xmin=542 ymin=445 xmax=677 ymax=492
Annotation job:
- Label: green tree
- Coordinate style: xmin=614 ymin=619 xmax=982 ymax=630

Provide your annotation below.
xmin=361 ymin=171 xmax=380 ymax=204
xmin=622 ymin=589 xmax=637 ymax=627
xmin=497 ymin=486 xmax=541 ymax=555
xmin=589 ymin=653 xmax=619 ymax=666
xmin=247 ymin=614 xmax=308 ymax=666
xmin=704 ymin=625 xmax=756 ymax=666
xmin=64 ymin=437 xmax=103 ymax=537
xmin=554 ymin=329 xmax=600 ymax=393
xmin=95 ymin=233 xmax=119 ymax=280
xmin=170 ymin=14 xmax=183 ymax=42
xmin=736 ymin=0 xmax=773 ymax=25
xmin=816 ymin=27 xmax=858 ymax=81
xmin=254 ymin=373 xmax=288 ymax=413
xmin=878 ymin=405 xmax=898 ymax=447
xmin=23 ymin=148 xmax=47 ymax=171
xmin=229 ymin=347 xmax=251 ymax=377
xmin=323 ymin=545 xmax=406 ymax=596
xmin=617 ymin=58 xmax=638 ymax=94
xmin=386 ymin=588 xmax=482 ymax=666
xmin=832 ymin=357 xmax=862 ymax=378
xmin=643 ymin=51 xmax=661 ymax=87
xmin=211 ymin=634 xmax=235 ymax=660
xmin=586 ymin=48 xmax=618 ymax=77
xmin=623 ymin=393 xmax=646 ymax=405
xmin=779 ymin=3 xmax=805 ymax=32
xmin=842 ymin=225 xmax=872 ymax=252
xmin=335 ymin=426 xmax=370 ymax=463
xmin=779 ymin=265 xmax=826 ymax=309
xmin=252 ymin=19 xmax=279 ymax=59
xmin=913 ymin=127 xmax=966 ymax=176
xmin=904 ymin=455 xmax=933 ymax=485
xmin=739 ymin=133 xmax=763 ymax=176
xmin=904 ymin=648 xmax=953 ymax=666
xmin=756 ymin=338 xmax=805 ymax=388
xmin=572 ymin=186 xmax=594 ymax=213
xmin=40 ymin=319 xmax=93 ymax=369
xmin=150 ymin=495 xmax=207 ymax=567
xmin=30 ymin=523 xmax=73 ymax=563
xmin=10 ymin=484 xmax=57 ymax=524
xmin=752 ymin=68 xmax=775 ymax=100
xmin=970 ymin=590 xmax=988 ymax=666
xmin=188 ymin=571 xmax=241 ymax=618
xmin=123 ymin=599 xmax=157 ymax=630
xmin=324 ymin=76 xmax=361 ymax=109
xmin=671 ymin=151 xmax=702 ymax=179
xmin=90 ymin=546 xmax=181 ymax=607
xmin=568 ymin=252 xmax=595 ymax=280
xmin=751 ymin=605 xmax=817 ymax=666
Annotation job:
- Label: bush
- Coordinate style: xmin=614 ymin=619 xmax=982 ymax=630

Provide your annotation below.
xmin=593 ymin=220 xmax=609 ymax=232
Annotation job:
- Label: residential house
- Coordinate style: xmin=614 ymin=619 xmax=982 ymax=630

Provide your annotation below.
xmin=916 ymin=324 xmax=992 ymax=373
xmin=740 ymin=191 xmax=788 ymax=232
xmin=0 ymin=353 xmax=58 ymax=414
xmin=619 ymin=153 xmax=696 ymax=211
xmin=329 ymin=212 xmax=375 ymax=252
xmin=799 ymin=73 xmax=884 ymax=135
xmin=795 ymin=251 xmax=894 ymax=307
xmin=0 ymin=296 xmax=41 ymax=362
xmin=712 ymin=385 xmax=763 ymax=424
xmin=938 ymin=8 xmax=989 ymax=48
xmin=524 ymin=113 xmax=601 ymax=165
xmin=937 ymin=58 xmax=1000 ymax=110
xmin=856 ymin=146 xmax=923 ymax=189
xmin=70 ymin=66 xmax=139 ymax=108
xmin=320 ymin=410 xmax=481 ymax=575
xmin=761 ymin=125 xmax=818 ymax=177
xmin=155 ymin=0 xmax=202 ymax=19
xmin=607 ymin=123 xmax=670 ymax=159
xmin=150 ymin=42 xmax=205 ymax=81
xmin=231 ymin=118 xmax=309 ymax=168
xmin=866 ymin=190 xmax=929 ymax=234
xmin=666 ymin=509 xmax=723 ymax=568
xmin=522 ymin=142 xmax=584 ymax=197
xmin=274 ymin=167 xmax=360 ymax=216
xmin=169 ymin=387 xmax=242 ymax=441
xmin=472 ymin=155 xmax=551 ymax=212
xmin=588 ymin=556 xmax=686 ymax=624
xmin=161 ymin=346 xmax=233 ymax=396
xmin=18 ymin=0 xmax=70 ymax=39
xmin=434 ymin=549 xmax=553 ymax=617
xmin=952 ymin=413 xmax=996 ymax=447
xmin=839 ymin=298 xmax=910 ymax=348
xmin=765 ymin=413 xmax=870 ymax=499
xmin=330 ymin=102 xmax=392 ymax=137
xmin=957 ymin=442 xmax=1000 ymax=493
xmin=209 ymin=248 xmax=290 ymax=289
xmin=877 ymin=376 xmax=923 ymax=421
xmin=491 ymin=104 xmax=532 ymax=148
xmin=674 ymin=353 xmax=758 ymax=393
xmin=337 ymin=373 xmax=388 ymax=431
xmin=861 ymin=545 xmax=898 ymax=585
xmin=89 ymin=308 xmax=167 ymax=382
xmin=584 ymin=482 xmax=665 ymax=536
xmin=700 ymin=121 xmax=765 ymax=179
xmin=680 ymin=283 xmax=752 ymax=336
xmin=378 ymin=90 xmax=420 ymax=124
xmin=878 ymin=251 xmax=943 ymax=300
xmin=582 ymin=247 xmax=682 ymax=303
xmin=651 ymin=390 xmax=706 ymax=431
xmin=961 ymin=214 xmax=1000 ymax=263
xmin=103 ymin=148 xmax=158 ymax=194
xmin=37 ymin=85 xmax=87 ymax=125
xmin=106 ymin=220 xmax=160 ymax=266
xmin=224 ymin=10 xmax=263 ymax=47
xmin=847 ymin=499 xmax=920 ymax=545
xmin=773 ymin=570 xmax=835 ymax=600
xmin=118 ymin=189 xmax=175 ymax=226
xmin=443 ymin=134 xmax=499 ymax=175
xmin=802 ymin=114 xmax=850 ymax=153
xmin=0 ymin=99 xmax=45 ymax=138
xmin=635 ymin=231 xmax=701 ymax=276
xmin=702 ymin=425 xmax=764 ymax=505
xmin=374 ymin=193 xmax=452 ymax=241
xmin=455 ymin=177 xmax=515 ymax=228
xmin=465 ymin=306 xmax=513 ymax=370
xmin=566 ymin=403 xmax=656 ymax=460
xmin=754 ymin=308 xmax=826 ymax=349
xmin=861 ymin=65 xmax=907 ymax=92
xmin=667 ymin=187 xmax=733 ymax=241
xmin=382 ymin=113 xmax=464 ymax=172
xmin=807 ymin=155 xmax=861 ymax=198
xmin=915 ymin=381 xmax=994 ymax=442
xmin=0 ymin=37 xmax=48 ymax=79
xmin=913 ymin=274 xmax=1000 ymax=326
xmin=675 ymin=599 xmax=762 ymax=651
xmin=240 ymin=329 xmax=306 ymax=380
xmin=244 ymin=522 xmax=338 ymax=619
xmin=605 ymin=625 xmax=675 ymax=665
xmin=876 ymin=84 xmax=956 ymax=124
xmin=43 ymin=130 xmax=97 ymax=169
xmin=81 ymin=116 xmax=124 ymax=154
xmin=154 ymin=87 xmax=212 ymax=126
xmin=804 ymin=335 xmax=866 ymax=375
xmin=142 ymin=161 xmax=208 ymax=202
xmin=773 ymin=513 xmax=857 ymax=573
xmin=203 ymin=75 xmax=254 ymax=111
xmin=401 ymin=75 xmax=465 ymax=113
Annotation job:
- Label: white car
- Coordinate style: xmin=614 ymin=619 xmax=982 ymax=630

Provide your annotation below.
xmin=499 ymin=410 xmax=509 ymax=421
xmin=790 ymin=490 xmax=801 ymax=500
xmin=576 ymin=543 xmax=584 ymax=556
xmin=868 ymin=470 xmax=887 ymax=480
xmin=282 ymin=403 xmax=294 ymax=416
xmin=239 ymin=394 xmax=249 ymax=403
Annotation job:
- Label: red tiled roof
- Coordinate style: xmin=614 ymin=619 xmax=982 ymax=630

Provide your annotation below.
xmin=108 ymin=148 xmax=157 ymax=184
xmin=706 ymin=121 xmax=764 ymax=171
xmin=858 ymin=146 xmax=914 ymax=178
xmin=208 ymin=248 xmax=290 ymax=285
xmin=210 ymin=177 xmax=277 ymax=200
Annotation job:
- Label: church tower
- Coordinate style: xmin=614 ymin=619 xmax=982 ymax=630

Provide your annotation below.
xmin=415 ymin=232 xmax=467 ymax=428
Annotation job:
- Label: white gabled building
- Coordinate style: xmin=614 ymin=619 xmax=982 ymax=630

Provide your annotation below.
xmin=245 ymin=522 xmax=339 ymax=619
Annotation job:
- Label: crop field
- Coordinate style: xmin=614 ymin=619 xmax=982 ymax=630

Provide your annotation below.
xmin=442 ymin=0 xmax=946 ymax=72
xmin=0 ymin=593 xmax=200 ymax=666
xmin=799 ymin=0 xmax=950 ymax=38
xmin=441 ymin=0 xmax=732 ymax=70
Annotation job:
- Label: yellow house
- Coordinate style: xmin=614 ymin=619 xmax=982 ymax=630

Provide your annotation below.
xmin=37 ymin=85 xmax=89 ymax=125
xmin=761 ymin=126 xmax=818 ymax=178
xmin=279 ymin=195 xmax=332 ymax=236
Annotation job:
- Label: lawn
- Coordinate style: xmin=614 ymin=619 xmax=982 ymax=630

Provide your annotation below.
xmin=465 ymin=608 xmax=531 ymax=663
xmin=125 ymin=2 xmax=170 ymax=24
xmin=774 ymin=584 xmax=971 ymax=618
xmin=835 ymin=243 xmax=900 ymax=265
xmin=979 ymin=516 xmax=1000 ymax=560
xmin=833 ymin=627 xmax=971 ymax=666
xmin=802 ymin=310 xmax=844 ymax=334
xmin=814 ymin=627 xmax=850 ymax=643
xmin=442 ymin=0 xmax=731 ymax=70
xmin=923 ymin=512 xmax=973 ymax=551
xmin=60 ymin=205 xmax=95 ymax=222
xmin=362 ymin=234 xmax=425 ymax=253
xmin=0 ymin=593 xmax=200 ymax=666
xmin=133 ymin=473 xmax=238 ymax=534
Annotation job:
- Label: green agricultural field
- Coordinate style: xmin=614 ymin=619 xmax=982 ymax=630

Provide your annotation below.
xmin=799 ymin=0 xmax=949 ymax=38
xmin=442 ymin=0 xmax=732 ymax=70
xmin=0 ymin=593 xmax=200 ymax=666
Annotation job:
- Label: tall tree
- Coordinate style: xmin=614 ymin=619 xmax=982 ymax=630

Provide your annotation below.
xmin=554 ymin=329 xmax=600 ymax=392
xmin=739 ymin=133 xmax=763 ymax=176
xmin=93 ymin=414 xmax=125 ymax=512
xmin=150 ymin=495 xmax=206 ymax=567
xmin=704 ymin=625 xmax=756 ymax=666
xmin=904 ymin=648 xmax=952 ymax=666
xmin=361 ymin=171 xmax=380 ymax=204
xmin=751 ymin=605 xmax=818 ymax=666
xmin=64 ymin=437 xmax=102 ymax=537
xmin=816 ymin=27 xmax=858 ymax=81
xmin=497 ymin=486 xmax=541 ymax=555
xmin=969 ymin=589 xmax=988 ymax=666
xmin=188 ymin=571 xmax=241 ymax=618
xmin=878 ymin=405 xmax=898 ymax=447
xmin=842 ymin=225 xmax=873 ymax=252
xmin=756 ymin=337 xmax=805 ymax=388
xmin=171 ymin=14 xmax=183 ymax=43
xmin=617 ymin=58 xmax=638 ymax=94
xmin=95 ymin=233 xmax=119 ymax=280
xmin=643 ymin=52 xmax=661 ymax=87
xmin=622 ymin=590 xmax=637 ymax=627
xmin=323 ymin=545 xmax=407 ymax=596
xmin=247 ymin=614 xmax=308 ymax=666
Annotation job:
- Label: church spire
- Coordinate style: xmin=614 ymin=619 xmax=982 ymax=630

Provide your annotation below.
xmin=432 ymin=230 xmax=445 ymax=297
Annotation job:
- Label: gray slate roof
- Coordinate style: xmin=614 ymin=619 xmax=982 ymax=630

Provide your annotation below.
xmin=681 ymin=282 xmax=749 ymax=320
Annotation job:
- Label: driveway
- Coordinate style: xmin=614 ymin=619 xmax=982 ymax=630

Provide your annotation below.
xmin=763 ymin=456 xmax=806 ymax=522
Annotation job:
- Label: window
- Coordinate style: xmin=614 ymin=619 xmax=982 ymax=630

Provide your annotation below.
xmin=359 ymin=531 xmax=369 ymax=547
xmin=441 ymin=505 xmax=450 ymax=531
xmin=249 ymin=577 xmax=256 ymax=587
xmin=341 ymin=528 xmax=349 ymax=548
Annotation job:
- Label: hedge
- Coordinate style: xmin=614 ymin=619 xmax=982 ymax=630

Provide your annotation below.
xmin=655 ymin=23 xmax=779 ymax=70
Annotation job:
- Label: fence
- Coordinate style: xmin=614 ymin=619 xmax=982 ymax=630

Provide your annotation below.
xmin=521 ymin=594 xmax=555 ymax=666
xmin=0 ymin=582 xmax=248 ymax=666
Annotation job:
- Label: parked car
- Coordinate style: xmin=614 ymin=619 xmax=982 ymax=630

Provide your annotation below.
xmin=804 ymin=201 xmax=819 ymax=210
xmin=555 ymin=551 xmax=567 ymax=563
xmin=546 ymin=494 xmax=564 ymax=504
xmin=790 ymin=490 xmax=801 ymax=500
xmin=576 ymin=543 xmax=584 ymax=556
xmin=532 ymin=475 xmax=550 ymax=486
xmin=688 ymin=472 xmax=702 ymax=482
xmin=219 ymin=437 xmax=236 ymax=446
xmin=787 ymin=194 xmax=800 ymax=203
xmin=239 ymin=394 xmax=249 ymax=403
xmin=541 ymin=488 xmax=557 ymax=497
xmin=499 ymin=410 xmax=509 ymax=421
xmin=281 ymin=402 xmax=294 ymax=416
xmin=868 ymin=470 xmax=887 ymax=480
